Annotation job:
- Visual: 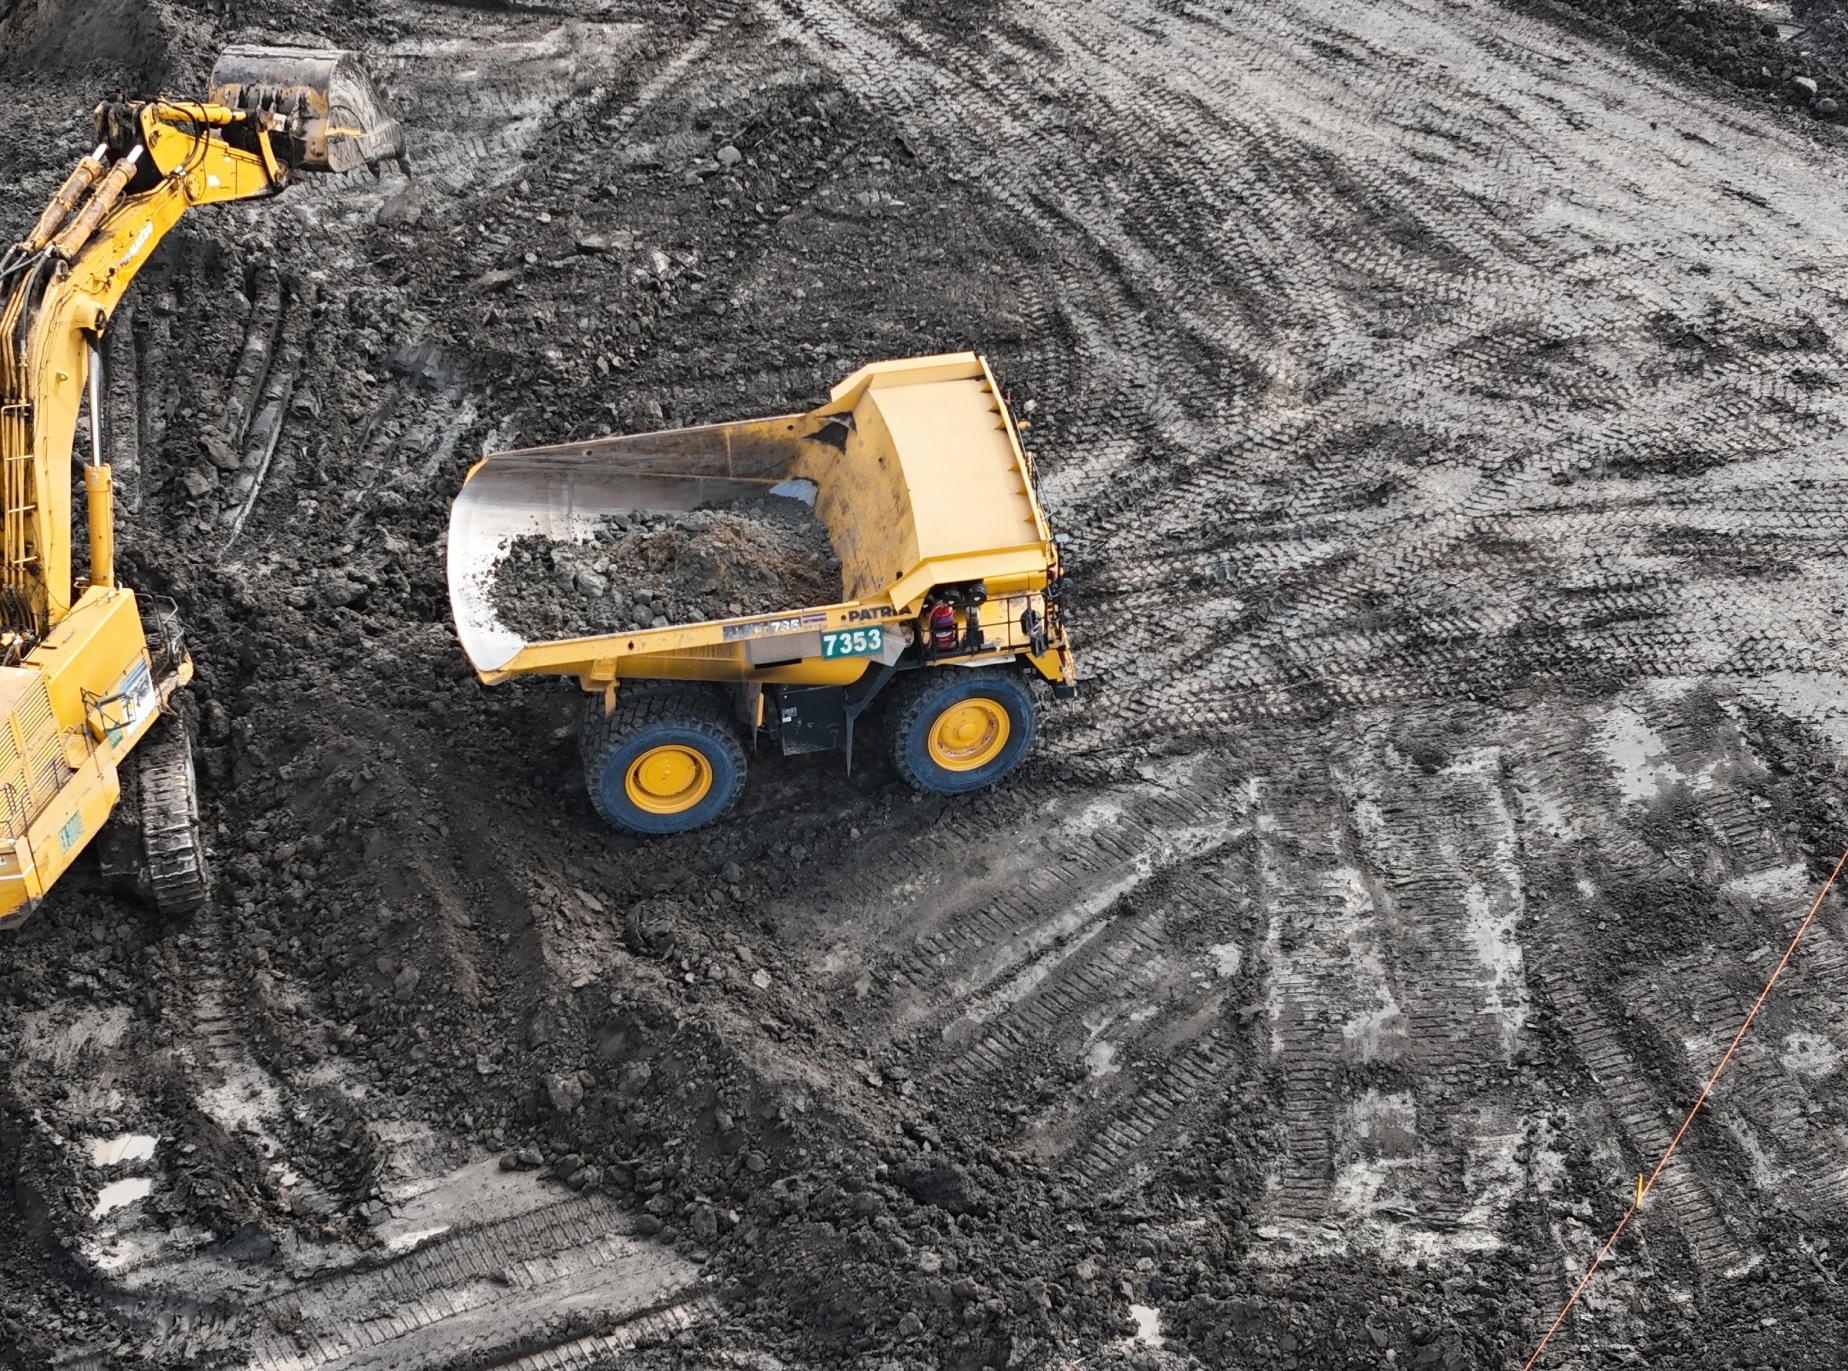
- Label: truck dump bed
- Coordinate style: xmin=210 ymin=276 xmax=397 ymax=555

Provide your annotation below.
xmin=448 ymin=353 xmax=1069 ymax=689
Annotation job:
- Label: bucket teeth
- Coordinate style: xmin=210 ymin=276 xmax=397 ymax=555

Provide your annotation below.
xmin=208 ymin=45 xmax=403 ymax=174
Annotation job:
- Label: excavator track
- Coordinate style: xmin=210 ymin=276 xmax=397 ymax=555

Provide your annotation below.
xmin=136 ymin=723 xmax=209 ymax=915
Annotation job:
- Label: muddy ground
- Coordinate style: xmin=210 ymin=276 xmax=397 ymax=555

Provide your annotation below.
xmin=8 ymin=0 xmax=1848 ymax=1368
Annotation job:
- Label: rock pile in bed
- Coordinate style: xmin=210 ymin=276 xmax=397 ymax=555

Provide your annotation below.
xmin=489 ymin=494 xmax=845 ymax=640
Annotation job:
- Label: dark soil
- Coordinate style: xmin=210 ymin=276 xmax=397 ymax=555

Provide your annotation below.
xmin=0 ymin=0 xmax=167 ymax=82
xmin=5 ymin=1 xmax=1848 ymax=1370
xmin=489 ymin=496 xmax=843 ymax=640
xmin=1525 ymin=0 xmax=1848 ymax=124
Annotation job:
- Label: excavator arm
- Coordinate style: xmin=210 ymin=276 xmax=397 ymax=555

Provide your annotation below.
xmin=0 ymin=102 xmax=286 ymax=641
xmin=0 ymin=45 xmax=401 ymax=645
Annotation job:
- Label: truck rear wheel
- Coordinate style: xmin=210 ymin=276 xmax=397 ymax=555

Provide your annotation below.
xmin=889 ymin=667 xmax=1038 ymax=795
xmin=582 ymin=686 xmax=747 ymax=835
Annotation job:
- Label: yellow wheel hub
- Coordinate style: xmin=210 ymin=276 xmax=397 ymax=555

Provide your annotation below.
xmin=928 ymin=698 xmax=1010 ymax=771
xmin=624 ymin=744 xmax=713 ymax=814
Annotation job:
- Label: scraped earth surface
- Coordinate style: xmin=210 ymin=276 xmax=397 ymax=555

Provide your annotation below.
xmin=11 ymin=0 xmax=1848 ymax=1368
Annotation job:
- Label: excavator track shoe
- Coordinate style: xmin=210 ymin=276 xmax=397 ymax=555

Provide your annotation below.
xmin=136 ymin=722 xmax=210 ymax=915
xmin=209 ymin=45 xmax=403 ymax=173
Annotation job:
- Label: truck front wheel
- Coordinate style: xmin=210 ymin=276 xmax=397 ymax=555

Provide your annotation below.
xmin=889 ymin=667 xmax=1038 ymax=795
xmin=582 ymin=687 xmax=747 ymax=835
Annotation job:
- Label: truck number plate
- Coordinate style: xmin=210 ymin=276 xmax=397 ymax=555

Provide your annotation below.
xmin=821 ymin=626 xmax=884 ymax=660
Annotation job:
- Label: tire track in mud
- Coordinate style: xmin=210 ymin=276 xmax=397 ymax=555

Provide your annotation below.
xmin=98 ymin=1176 xmax=709 ymax=1371
xmin=773 ymin=761 xmax=1260 ymax=1198
xmin=234 ymin=1204 xmax=704 ymax=1371
xmin=1624 ymin=950 xmax=1848 ymax=1219
xmin=1505 ymin=690 xmax=1848 ymax=1282
xmin=94 ymin=906 xmax=710 ymax=1371
xmin=1535 ymin=954 xmax=1758 ymax=1278
xmin=746 ymin=3 xmax=1848 ymax=1293
xmin=776 ymin=0 xmax=1848 ymax=749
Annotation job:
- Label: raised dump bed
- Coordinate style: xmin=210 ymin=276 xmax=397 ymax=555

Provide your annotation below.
xmin=447 ymin=352 xmax=1075 ymax=833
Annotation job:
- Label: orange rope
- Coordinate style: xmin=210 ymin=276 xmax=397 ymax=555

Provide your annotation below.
xmin=1521 ymin=842 xmax=1848 ymax=1371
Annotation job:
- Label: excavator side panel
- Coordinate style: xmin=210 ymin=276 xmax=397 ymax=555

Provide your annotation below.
xmin=0 ymin=589 xmax=165 ymax=926
xmin=0 ymin=661 xmax=118 ymax=921
xmin=17 ymin=738 xmax=119 ymax=915
xmin=30 ymin=588 xmax=160 ymax=744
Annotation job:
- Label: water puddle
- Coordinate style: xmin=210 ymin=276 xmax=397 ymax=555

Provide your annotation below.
xmin=89 ymin=1133 xmax=158 ymax=1167
xmin=92 ymin=1177 xmax=152 ymax=1218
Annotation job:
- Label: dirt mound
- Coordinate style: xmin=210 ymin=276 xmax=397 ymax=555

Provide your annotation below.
xmin=0 ymin=0 xmax=167 ymax=81
xmin=1527 ymin=0 xmax=1848 ymax=123
xmin=489 ymin=496 xmax=844 ymax=640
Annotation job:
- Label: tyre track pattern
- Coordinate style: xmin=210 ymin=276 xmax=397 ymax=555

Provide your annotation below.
xmin=777 ymin=0 xmax=1848 ymax=750
xmin=780 ymin=763 xmax=1258 ymax=1196
xmin=1535 ymin=956 xmax=1756 ymax=1277
xmin=103 ymin=1185 xmax=704 ymax=1371
xmin=1504 ymin=688 xmax=1848 ymax=1280
xmin=240 ymin=1199 xmax=701 ymax=1371
xmin=726 ymin=0 xmax=1848 ymax=1315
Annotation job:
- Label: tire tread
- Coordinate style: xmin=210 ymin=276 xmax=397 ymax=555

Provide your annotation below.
xmin=888 ymin=667 xmax=1038 ymax=795
xmin=581 ymin=685 xmax=746 ymax=832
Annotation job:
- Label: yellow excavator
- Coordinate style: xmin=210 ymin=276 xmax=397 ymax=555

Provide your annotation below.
xmin=0 ymin=48 xmax=401 ymax=924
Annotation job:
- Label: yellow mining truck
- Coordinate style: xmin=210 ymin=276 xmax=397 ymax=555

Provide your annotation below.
xmin=0 ymin=49 xmax=400 ymax=923
xmin=447 ymin=353 xmax=1076 ymax=834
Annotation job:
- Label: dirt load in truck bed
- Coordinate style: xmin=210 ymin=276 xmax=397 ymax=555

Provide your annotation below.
xmin=488 ymin=494 xmax=844 ymax=639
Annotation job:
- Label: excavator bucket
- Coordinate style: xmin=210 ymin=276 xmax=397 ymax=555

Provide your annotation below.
xmin=208 ymin=45 xmax=402 ymax=174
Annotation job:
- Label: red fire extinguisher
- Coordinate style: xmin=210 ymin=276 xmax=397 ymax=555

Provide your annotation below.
xmin=927 ymin=599 xmax=957 ymax=653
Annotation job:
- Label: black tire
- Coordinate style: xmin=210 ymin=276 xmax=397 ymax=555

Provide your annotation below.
xmin=888 ymin=667 xmax=1038 ymax=796
xmin=581 ymin=685 xmax=746 ymax=836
